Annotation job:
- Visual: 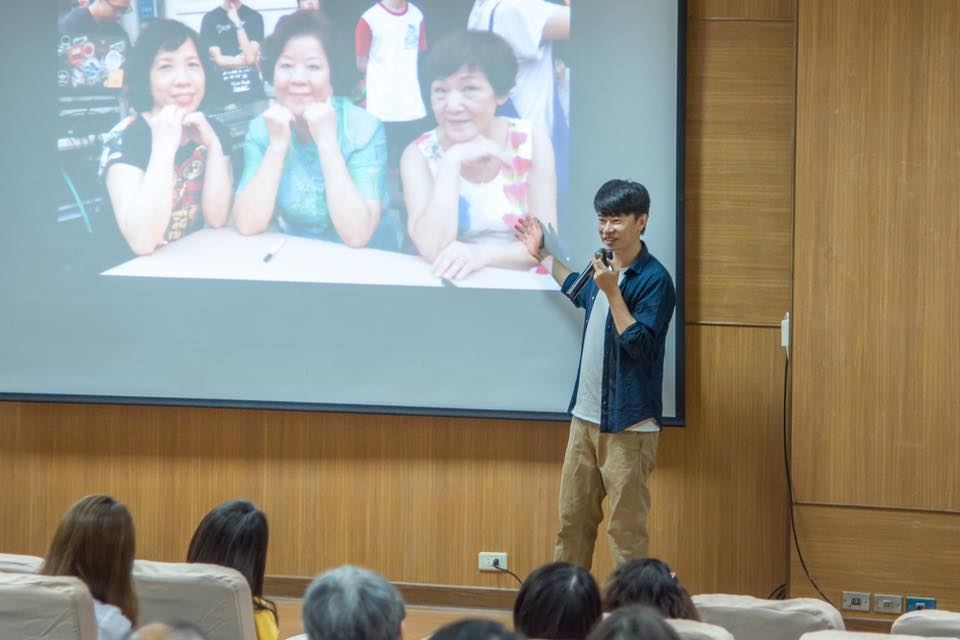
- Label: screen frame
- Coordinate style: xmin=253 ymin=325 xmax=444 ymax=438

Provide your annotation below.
xmin=0 ymin=0 xmax=687 ymax=426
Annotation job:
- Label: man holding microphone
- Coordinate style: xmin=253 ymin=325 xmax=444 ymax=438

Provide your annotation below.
xmin=517 ymin=179 xmax=676 ymax=569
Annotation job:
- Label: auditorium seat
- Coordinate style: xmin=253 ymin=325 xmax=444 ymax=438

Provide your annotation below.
xmin=133 ymin=559 xmax=257 ymax=640
xmin=0 ymin=552 xmax=43 ymax=573
xmin=800 ymin=630 xmax=957 ymax=640
xmin=892 ymin=609 xmax=960 ymax=638
xmin=692 ymin=594 xmax=844 ymax=640
xmin=666 ymin=617 xmax=736 ymax=640
xmin=0 ymin=572 xmax=98 ymax=639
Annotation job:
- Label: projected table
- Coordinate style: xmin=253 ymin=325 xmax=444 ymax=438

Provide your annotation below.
xmin=103 ymin=227 xmax=559 ymax=290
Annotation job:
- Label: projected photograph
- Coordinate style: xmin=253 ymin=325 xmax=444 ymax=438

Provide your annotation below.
xmin=55 ymin=0 xmax=572 ymax=290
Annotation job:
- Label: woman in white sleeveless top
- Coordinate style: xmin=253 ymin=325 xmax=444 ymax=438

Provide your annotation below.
xmin=401 ymin=29 xmax=557 ymax=281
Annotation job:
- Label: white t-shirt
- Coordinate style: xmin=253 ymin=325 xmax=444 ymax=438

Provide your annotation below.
xmin=93 ymin=600 xmax=132 ymax=640
xmin=572 ymin=274 xmax=659 ymax=432
xmin=467 ymin=0 xmax=561 ymax=133
xmin=356 ymin=2 xmax=427 ymax=122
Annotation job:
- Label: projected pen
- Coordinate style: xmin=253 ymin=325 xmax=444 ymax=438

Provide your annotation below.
xmin=263 ymin=237 xmax=286 ymax=263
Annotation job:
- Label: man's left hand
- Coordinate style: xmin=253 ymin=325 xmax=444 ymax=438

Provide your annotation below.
xmin=592 ymin=254 xmax=619 ymax=295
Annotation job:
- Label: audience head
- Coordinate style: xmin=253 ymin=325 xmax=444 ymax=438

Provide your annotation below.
xmin=186 ymin=499 xmax=273 ymax=618
xmin=587 ymin=605 xmax=681 ymax=640
xmin=513 ymin=561 xmax=602 ymax=640
xmin=603 ymin=558 xmax=699 ymax=620
xmin=302 ymin=565 xmax=406 ymax=640
xmin=125 ymin=19 xmax=211 ymax=114
xmin=41 ymin=494 xmax=138 ymax=624
xmin=431 ymin=619 xmax=523 ymax=640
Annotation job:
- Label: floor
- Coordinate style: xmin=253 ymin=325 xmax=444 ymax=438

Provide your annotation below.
xmin=275 ymin=598 xmax=513 ymax=639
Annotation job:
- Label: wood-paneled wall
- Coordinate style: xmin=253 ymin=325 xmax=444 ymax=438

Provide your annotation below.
xmin=0 ymin=0 xmax=797 ymax=598
xmin=791 ymin=0 xmax=960 ymax=617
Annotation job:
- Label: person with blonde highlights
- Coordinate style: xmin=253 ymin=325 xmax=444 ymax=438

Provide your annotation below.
xmin=40 ymin=495 xmax=138 ymax=640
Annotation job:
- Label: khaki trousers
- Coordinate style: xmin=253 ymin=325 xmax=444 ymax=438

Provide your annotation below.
xmin=554 ymin=416 xmax=659 ymax=570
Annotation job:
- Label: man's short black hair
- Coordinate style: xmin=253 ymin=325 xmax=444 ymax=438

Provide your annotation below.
xmin=593 ymin=179 xmax=651 ymax=218
xmin=125 ymin=20 xmax=212 ymax=113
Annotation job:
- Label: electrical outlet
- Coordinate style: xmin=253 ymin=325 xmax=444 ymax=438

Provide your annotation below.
xmin=874 ymin=594 xmax=903 ymax=614
xmin=478 ymin=552 xmax=508 ymax=572
xmin=842 ymin=591 xmax=871 ymax=612
xmin=906 ymin=596 xmax=937 ymax=611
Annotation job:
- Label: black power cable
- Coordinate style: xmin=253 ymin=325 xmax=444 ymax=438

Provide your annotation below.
xmin=492 ymin=558 xmax=523 ymax=586
xmin=782 ymin=353 xmax=832 ymax=604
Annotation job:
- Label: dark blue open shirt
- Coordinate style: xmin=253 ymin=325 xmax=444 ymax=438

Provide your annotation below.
xmin=563 ymin=243 xmax=676 ymax=433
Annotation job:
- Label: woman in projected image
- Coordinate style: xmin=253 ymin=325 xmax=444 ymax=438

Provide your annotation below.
xmin=401 ymin=29 xmax=557 ymax=281
xmin=232 ymin=11 xmax=387 ymax=247
xmin=101 ymin=19 xmax=233 ymax=256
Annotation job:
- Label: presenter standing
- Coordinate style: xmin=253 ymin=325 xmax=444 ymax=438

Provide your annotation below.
xmin=516 ymin=179 xmax=676 ymax=569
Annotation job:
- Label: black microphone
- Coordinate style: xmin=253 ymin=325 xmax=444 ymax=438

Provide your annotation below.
xmin=562 ymin=249 xmax=612 ymax=302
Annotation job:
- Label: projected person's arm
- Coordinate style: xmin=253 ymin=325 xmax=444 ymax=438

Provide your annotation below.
xmin=106 ymin=108 xmax=186 ymax=256
xmin=228 ymin=1 xmax=260 ymax=66
xmin=402 ymin=138 xmax=505 ymax=263
xmin=355 ymin=16 xmax=371 ymax=73
xmin=233 ymin=105 xmax=292 ymax=235
xmin=186 ymin=113 xmax=232 ymax=228
xmin=541 ymin=5 xmax=571 ymax=42
xmin=431 ymin=125 xmax=557 ymax=278
xmin=304 ymin=100 xmax=382 ymax=248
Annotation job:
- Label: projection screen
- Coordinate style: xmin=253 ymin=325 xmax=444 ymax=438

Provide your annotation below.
xmin=0 ymin=0 xmax=685 ymax=423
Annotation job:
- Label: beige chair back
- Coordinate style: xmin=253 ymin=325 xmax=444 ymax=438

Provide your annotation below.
xmin=800 ymin=630 xmax=958 ymax=640
xmin=667 ymin=617 xmax=736 ymax=640
xmin=0 ymin=572 xmax=98 ymax=640
xmin=133 ymin=559 xmax=258 ymax=640
xmin=692 ymin=594 xmax=844 ymax=640
xmin=0 ymin=552 xmax=44 ymax=573
xmin=892 ymin=610 xmax=960 ymax=638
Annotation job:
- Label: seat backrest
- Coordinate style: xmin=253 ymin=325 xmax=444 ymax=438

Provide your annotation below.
xmin=800 ymin=630 xmax=958 ymax=640
xmin=133 ymin=559 xmax=257 ymax=640
xmin=667 ymin=618 xmax=736 ymax=640
xmin=0 ymin=552 xmax=44 ymax=573
xmin=892 ymin=610 xmax=960 ymax=638
xmin=692 ymin=594 xmax=845 ymax=640
xmin=0 ymin=572 xmax=98 ymax=640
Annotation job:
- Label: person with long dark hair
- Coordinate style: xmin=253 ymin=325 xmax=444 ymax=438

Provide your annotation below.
xmin=40 ymin=495 xmax=138 ymax=640
xmin=186 ymin=500 xmax=278 ymax=640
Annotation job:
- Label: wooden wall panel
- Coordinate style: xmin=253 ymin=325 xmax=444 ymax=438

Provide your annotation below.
xmin=690 ymin=0 xmax=795 ymax=21
xmin=0 ymin=3 xmax=797 ymax=600
xmin=790 ymin=505 xmax=960 ymax=617
xmin=0 ymin=325 xmax=788 ymax=595
xmin=792 ymin=0 xmax=960 ymax=510
xmin=685 ymin=19 xmax=795 ymax=325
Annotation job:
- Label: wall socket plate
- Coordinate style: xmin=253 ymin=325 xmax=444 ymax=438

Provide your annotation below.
xmin=842 ymin=591 xmax=871 ymax=612
xmin=478 ymin=552 xmax=508 ymax=572
xmin=906 ymin=596 xmax=937 ymax=611
xmin=874 ymin=594 xmax=903 ymax=614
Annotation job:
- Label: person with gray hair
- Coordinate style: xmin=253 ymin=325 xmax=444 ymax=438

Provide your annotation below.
xmin=302 ymin=565 xmax=405 ymax=640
